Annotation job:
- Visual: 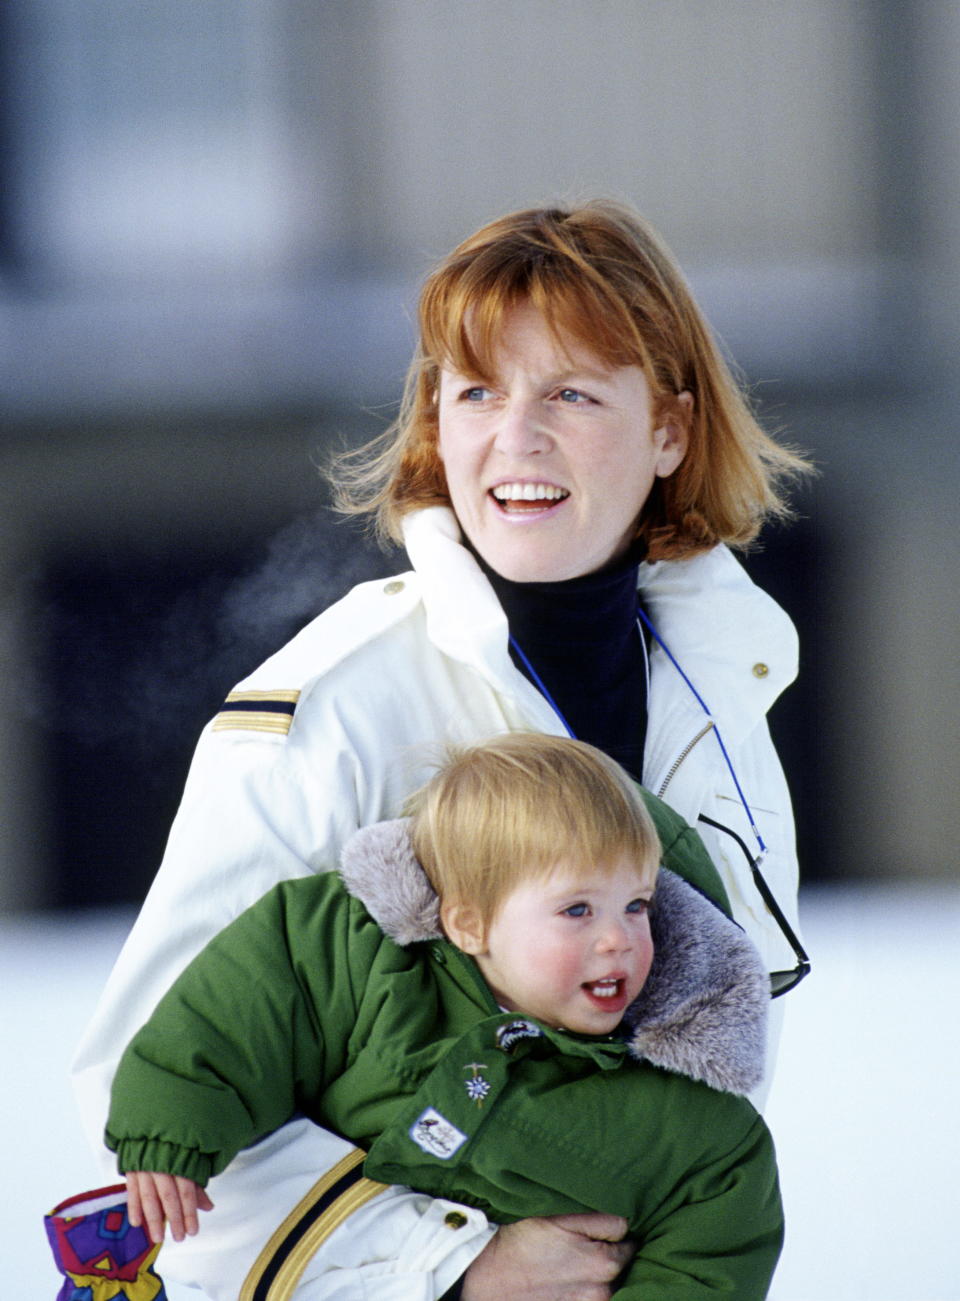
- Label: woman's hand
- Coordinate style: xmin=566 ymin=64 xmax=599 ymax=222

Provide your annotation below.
xmin=462 ymin=1212 xmax=633 ymax=1300
xmin=125 ymin=1170 xmax=214 ymax=1244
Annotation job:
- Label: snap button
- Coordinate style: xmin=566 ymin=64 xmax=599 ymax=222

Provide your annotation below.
xmin=431 ymin=945 xmax=447 ymax=965
xmin=444 ymin=1211 xmax=468 ymax=1230
xmin=752 ymin=662 xmax=769 ymax=679
xmin=383 ymin=580 xmax=405 ymax=595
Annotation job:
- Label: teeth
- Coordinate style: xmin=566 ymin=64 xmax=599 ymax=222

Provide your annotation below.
xmin=588 ymin=980 xmax=620 ymax=998
xmin=492 ymin=483 xmax=568 ymax=502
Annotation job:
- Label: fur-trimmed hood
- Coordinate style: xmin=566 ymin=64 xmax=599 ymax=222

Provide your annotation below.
xmin=340 ymin=819 xmax=768 ymax=1096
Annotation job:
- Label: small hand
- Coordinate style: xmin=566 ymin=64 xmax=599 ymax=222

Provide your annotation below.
xmin=462 ymin=1211 xmax=633 ymax=1301
xmin=125 ymin=1170 xmax=214 ymax=1244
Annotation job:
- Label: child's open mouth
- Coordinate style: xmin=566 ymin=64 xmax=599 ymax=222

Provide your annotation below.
xmin=581 ymin=977 xmax=628 ymax=1010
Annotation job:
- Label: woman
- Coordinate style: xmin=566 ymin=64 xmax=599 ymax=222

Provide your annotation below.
xmin=72 ymin=201 xmax=810 ymax=1301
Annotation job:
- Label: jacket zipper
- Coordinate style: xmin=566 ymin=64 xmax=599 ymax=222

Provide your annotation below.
xmin=656 ymin=721 xmax=715 ymax=799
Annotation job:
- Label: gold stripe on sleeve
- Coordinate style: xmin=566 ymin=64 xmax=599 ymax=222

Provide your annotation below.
xmin=212 ymin=689 xmax=301 ymax=736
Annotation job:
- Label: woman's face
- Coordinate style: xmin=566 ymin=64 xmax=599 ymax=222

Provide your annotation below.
xmin=437 ymin=303 xmax=688 ymax=583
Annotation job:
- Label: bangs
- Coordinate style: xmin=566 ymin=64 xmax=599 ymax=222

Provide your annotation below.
xmin=419 ymin=244 xmax=650 ymax=383
xmin=503 ymin=781 xmax=657 ymax=884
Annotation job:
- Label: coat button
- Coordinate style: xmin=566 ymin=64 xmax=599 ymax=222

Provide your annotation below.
xmin=384 ymin=580 xmax=405 ymax=595
xmin=444 ymin=1211 xmax=468 ymax=1230
xmin=752 ymin=662 xmax=770 ymax=678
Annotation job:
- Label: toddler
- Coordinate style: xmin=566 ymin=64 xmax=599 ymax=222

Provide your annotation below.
xmin=106 ymin=733 xmax=782 ymax=1298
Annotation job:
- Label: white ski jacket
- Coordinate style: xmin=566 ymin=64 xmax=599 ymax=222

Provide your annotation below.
xmin=72 ymin=505 xmax=801 ymax=1301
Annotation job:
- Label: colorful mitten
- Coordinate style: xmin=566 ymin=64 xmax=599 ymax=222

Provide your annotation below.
xmin=44 ymin=1185 xmax=167 ymax=1301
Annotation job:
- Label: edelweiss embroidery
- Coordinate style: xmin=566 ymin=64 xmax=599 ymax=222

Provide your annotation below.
xmin=463 ymin=1062 xmax=491 ymax=1107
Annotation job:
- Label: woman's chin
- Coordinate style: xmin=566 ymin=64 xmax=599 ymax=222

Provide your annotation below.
xmin=478 ymin=543 xmax=606 ymax=584
xmin=484 ymin=554 xmax=586 ymax=583
xmin=463 ymin=512 xmax=630 ymax=585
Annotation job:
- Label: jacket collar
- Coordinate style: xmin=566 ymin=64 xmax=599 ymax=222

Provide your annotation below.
xmin=402 ymin=507 xmax=513 ymax=681
xmin=639 ymin=546 xmax=798 ymax=750
xmin=401 ymin=507 xmax=566 ymax=735
xmin=339 ymin=818 xmax=768 ymax=1096
xmin=401 ymin=506 xmax=797 ymax=750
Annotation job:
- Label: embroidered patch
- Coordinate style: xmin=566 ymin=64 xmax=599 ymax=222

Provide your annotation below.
xmin=409 ymin=1108 xmax=468 ymax=1160
xmin=463 ymin=1063 xmax=490 ymax=1106
xmin=495 ymin=1019 xmax=543 ymax=1053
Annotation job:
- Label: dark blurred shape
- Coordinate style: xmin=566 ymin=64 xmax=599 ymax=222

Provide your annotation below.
xmin=37 ymin=510 xmax=397 ymax=909
xmin=741 ymin=498 xmax=836 ymax=884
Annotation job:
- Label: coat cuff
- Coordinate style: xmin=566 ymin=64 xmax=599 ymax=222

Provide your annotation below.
xmin=109 ymin=1135 xmax=214 ymax=1185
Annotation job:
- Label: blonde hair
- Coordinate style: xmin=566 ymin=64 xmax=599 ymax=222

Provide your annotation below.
xmin=331 ymin=200 xmax=812 ymax=561
xmin=407 ymin=732 xmax=660 ymax=934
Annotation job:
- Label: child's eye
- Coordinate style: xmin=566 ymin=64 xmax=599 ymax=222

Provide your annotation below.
xmin=460 ymin=385 xmax=492 ymax=402
xmin=562 ymin=902 xmax=590 ymax=918
xmin=556 ymin=388 xmax=591 ymax=404
xmin=626 ymin=898 xmax=651 ymax=915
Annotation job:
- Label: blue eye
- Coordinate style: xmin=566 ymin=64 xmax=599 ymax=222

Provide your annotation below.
xmin=562 ymin=903 xmax=589 ymax=918
xmin=557 ymin=388 xmax=586 ymax=403
xmin=626 ymin=898 xmax=651 ymax=915
xmin=461 ymin=386 xmax=491 ymax=402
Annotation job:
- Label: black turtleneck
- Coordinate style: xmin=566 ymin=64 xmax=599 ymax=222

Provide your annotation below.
xmin=474 ymin=545 xmax=649 ymax=783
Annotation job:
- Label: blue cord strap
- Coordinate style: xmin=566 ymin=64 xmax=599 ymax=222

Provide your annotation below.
xmin=635 ymin=606 xmax=767 ymax=858
xmin=508 ymin=635 xmax=576 ymax=739
xmin=511 ymin=606 xmax=767 ymax=860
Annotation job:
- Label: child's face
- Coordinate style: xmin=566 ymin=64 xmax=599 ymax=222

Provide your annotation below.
xmin=452 ymin=854 xmax=657 ymax=1036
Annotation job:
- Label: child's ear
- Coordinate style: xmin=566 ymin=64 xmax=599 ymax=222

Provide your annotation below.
xmin=441 ymin=900 xmax=487 ymax=955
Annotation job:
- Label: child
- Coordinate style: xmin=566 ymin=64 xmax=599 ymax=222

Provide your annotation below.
xmin=105 ymin=733 xmax=782 ymax=1297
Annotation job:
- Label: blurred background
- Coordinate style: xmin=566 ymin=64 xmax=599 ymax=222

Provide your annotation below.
xmin=2 ymin=2 xmax=958 ymax=1297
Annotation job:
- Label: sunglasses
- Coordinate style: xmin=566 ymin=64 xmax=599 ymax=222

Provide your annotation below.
xmin=699 ymin=813 xmax=811 ymax=998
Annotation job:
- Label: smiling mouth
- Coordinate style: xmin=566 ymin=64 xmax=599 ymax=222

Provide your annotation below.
xmin=490 ymin=483 xmax=569 ymax=512
xmin=582 ymin=978 xmax=626 ymax=1001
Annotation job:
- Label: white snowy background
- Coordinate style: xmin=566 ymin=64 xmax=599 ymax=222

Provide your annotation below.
xmin=6 ymin=881 xmax=959 ymax=1300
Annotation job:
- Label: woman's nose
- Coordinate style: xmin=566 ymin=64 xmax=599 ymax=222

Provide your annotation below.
xmin=493 ymin=399 xmax=551 ymax=457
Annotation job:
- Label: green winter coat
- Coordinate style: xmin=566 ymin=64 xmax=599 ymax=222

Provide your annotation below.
xmin=107 ymin=795 xmax=783 ymax=1298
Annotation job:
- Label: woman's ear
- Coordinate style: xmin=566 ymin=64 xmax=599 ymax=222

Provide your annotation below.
xmin=653 ymin=390 xmax=692 ymax=479
xmin=441 ymin=900 xmax=487 ymax=955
